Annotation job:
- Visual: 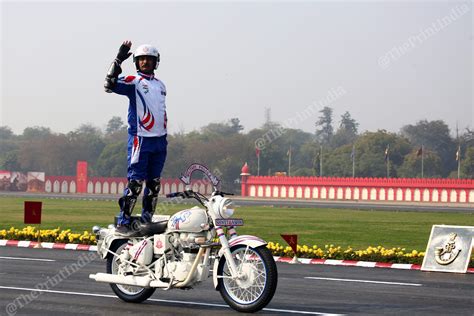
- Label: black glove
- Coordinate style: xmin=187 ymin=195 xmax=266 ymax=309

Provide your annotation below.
xmin=116 ymin=44 xmax=132 ymax=63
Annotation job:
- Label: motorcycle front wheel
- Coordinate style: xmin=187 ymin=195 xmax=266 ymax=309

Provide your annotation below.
xmin=106 ymin=239 xmax=156 ymax=303
xmin=217 ymin=245 xmax=278 ymax=313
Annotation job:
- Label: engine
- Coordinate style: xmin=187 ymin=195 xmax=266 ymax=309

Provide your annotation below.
xmin=153 ymin=231 xmax=213 ymax=282
xmin=157 ymin=252 xmax=197 ymax=282
xmin=152 ymin=206 xmax=215 ymax=283
xmin=176 ymin=231 xmax=209 ymax=248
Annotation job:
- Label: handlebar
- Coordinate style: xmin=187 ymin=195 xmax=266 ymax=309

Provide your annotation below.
xmin=165 ymin=190 xmax=193 ymax=199
xmin=213 ymin=190 xmax=234 ymax=196
xmin=166 ymin=189 xmax=234 ymax=201
xmin=165 ymin=189 xmax=207 ymax=206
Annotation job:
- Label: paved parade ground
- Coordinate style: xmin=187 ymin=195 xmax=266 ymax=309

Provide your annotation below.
xmin=0 ymin=247 xmax=473 ymax=315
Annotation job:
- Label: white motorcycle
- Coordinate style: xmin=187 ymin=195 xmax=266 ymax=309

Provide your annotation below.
xmin=89 ymin=189 xmax=278 ymax=313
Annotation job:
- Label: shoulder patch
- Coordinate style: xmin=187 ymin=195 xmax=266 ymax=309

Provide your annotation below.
xmin=124 ymin=76 xmax=136 ymax=83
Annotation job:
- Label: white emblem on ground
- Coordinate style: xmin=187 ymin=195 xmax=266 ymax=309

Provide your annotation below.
xmin=434 ymin=233 xmax=461 ymax=265
xmin=421 ymin=225 xmax=474 ymax=273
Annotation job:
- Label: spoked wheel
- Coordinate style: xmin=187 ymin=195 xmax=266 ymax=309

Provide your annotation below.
xmin=106 ymin=239 xmax=155 ymax=303
xmin=217 ymin=245 xmax=278 ymax=313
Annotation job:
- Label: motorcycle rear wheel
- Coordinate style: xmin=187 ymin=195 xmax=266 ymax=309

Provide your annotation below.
xmin=217 ymin=245 xmax=278 ymax=313
xmin=106 ymin=239 xmax=156 ymax=303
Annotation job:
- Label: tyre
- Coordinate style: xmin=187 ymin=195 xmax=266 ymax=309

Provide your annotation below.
xmin=217 ymin=245 xmax=278 ymax=313
xmin=106 ymin=239 xmax=156 ymax=303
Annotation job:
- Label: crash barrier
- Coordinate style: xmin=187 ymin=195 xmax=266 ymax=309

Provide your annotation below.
xmin=240 ymin=166 xmax=474 ymax=203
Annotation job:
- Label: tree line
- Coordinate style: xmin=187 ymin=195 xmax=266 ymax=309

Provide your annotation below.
xmin=0 ymin=108 xmax=473 ymax=191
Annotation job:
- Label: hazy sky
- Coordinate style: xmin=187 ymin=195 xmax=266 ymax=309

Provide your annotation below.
xmin=1 ymin=0 xmax=472 ymax=136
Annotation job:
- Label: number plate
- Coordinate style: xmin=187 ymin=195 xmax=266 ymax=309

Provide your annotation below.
xmin=215 ymin=218 xmax=244 ymax=226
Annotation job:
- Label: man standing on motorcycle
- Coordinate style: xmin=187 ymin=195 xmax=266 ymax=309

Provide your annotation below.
xmin=104 ymin=40 xmax=168 ymax=235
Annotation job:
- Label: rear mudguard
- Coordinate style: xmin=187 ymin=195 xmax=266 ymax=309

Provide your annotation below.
xmin=96 ymin=230 xmax=128 ymax=259
xmin=212 ymin=235 xmax=267 ymax=289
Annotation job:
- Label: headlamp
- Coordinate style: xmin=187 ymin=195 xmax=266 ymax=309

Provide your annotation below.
xmin=212 ymin=196 xmax=235 ymax=219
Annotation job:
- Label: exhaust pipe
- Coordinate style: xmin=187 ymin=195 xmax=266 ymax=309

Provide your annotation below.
xmin=89 ymin=273 xmax=151 ymax=287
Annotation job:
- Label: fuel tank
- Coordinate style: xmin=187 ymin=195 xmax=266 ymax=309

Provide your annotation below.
xmin=168 ymin=206 xmax=208 ymax=233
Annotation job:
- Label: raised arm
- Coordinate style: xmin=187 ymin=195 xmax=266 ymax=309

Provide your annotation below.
xmin=104 ymin=41 xmax=132 ymax=93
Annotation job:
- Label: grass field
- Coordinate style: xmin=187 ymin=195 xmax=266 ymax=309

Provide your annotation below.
xmin=1 ymin=196 xmax=473 ymax=250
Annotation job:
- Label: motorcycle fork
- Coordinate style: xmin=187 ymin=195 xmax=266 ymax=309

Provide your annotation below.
xmin=228 ymin=225 xmax=238 ymax=239
xmin=216 ymin=226 xmax=240 ymax=277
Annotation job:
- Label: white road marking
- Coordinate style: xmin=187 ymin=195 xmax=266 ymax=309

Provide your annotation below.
xmin=305 ymin=277 xmax=422 ymax=287
xmin=0 ymin=256 xmax=55 ymax=262
xmin=0 ymin=285 xmax=343 ymax=315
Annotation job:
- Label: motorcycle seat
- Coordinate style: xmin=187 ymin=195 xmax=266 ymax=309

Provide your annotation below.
xmin=134 ymin=221 xmax=168 ymax=237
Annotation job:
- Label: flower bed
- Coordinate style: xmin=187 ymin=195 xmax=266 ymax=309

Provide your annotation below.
xmin=266 ymin=242 xmax=474 ymax=267
xmin=0 ymin=226 xmax=96 ymax=245
xmin=1 ymin=227 xmax=472 ymax=267
xmin=267 ymin=242 xmax=427 ymax=264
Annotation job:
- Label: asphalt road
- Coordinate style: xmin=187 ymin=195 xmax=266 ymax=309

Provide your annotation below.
xmin=0 ymin=247 xmax=473 ymax=315
xmin=1 ymin=191 xmax=473 ymax=213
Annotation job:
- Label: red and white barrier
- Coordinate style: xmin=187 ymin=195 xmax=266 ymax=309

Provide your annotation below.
xmin=0 ymin=239 xmax=97 ymax=251
xmin=2 ymin=239 xmax=473 ymax=273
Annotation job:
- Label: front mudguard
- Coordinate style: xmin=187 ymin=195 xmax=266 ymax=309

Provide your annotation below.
xmin=212 ymin=235 xmax=267 ymax=290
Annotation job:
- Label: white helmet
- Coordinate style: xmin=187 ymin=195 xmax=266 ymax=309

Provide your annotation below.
xmin=133 ymin=44 xmax=160 ymax=69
